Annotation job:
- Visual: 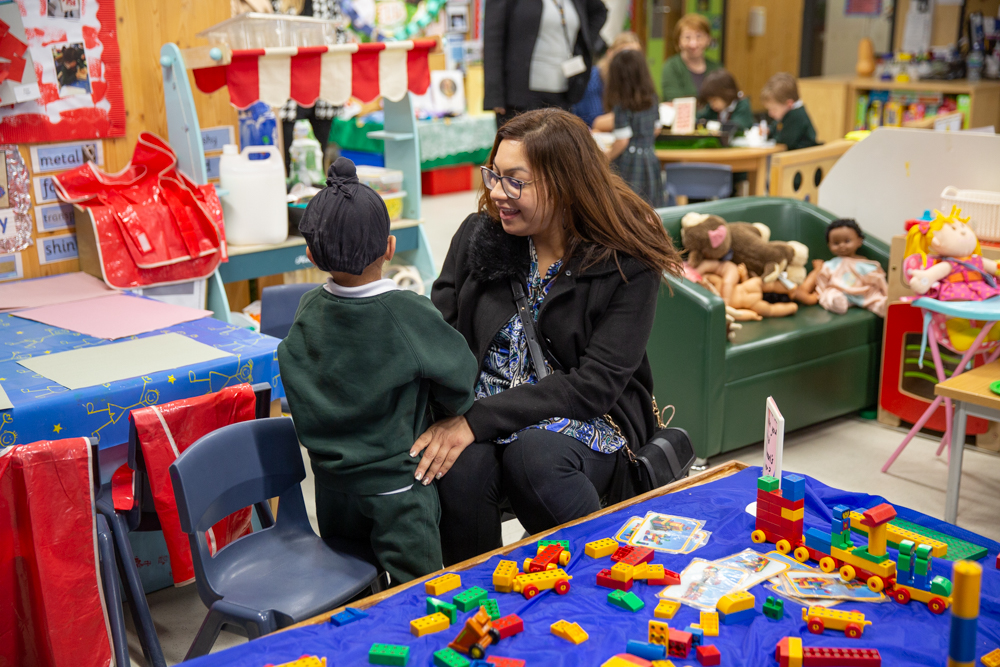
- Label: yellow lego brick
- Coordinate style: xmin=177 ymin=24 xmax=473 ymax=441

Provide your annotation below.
xmin=493 ymin=560 xmax=519 ymax=593
xmin=586 ymin=537 xmax=619 ymax=559
xmin=410 ymin=612 xmax=450 ymax=637
xmin=780 ymin=506 xmax=805 ymax=521
xmin=981 ymin=648 xmax=1000 ymax=667
xmin=275 ymin=657 xmax=326 ymax=667
xmin=650 ymin=662 xmax=676 ymax=667
xmin=830 ymin=545 xmax=896 ymax=578
xmin=787 ymin=637 xmax=803 ymax=667
xmin=610 ymin=562 xmax=634 ymax=582
xmin=848 ymin=511 xmax=947 ymax=558
xmin=717 ymin=590 xmax=754 ymax=614
xmin=551 ymin=619 xmax=589 ymax=644
xmin=633 ymin=563 xmax=665 ymax=581
xmin=699 ymin=611 xmax=719 ymax=637
xmin=424 ymin=573 xmax=461 ymax=596
xmin=601 ymin=658 xmax=641 ymax=667
xmin=654 ymin=599 xmax=680 ymax=619
xmin=649 ymin=619 xmax=670 ymax=645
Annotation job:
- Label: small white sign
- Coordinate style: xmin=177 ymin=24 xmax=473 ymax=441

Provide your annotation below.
xmin=763 ymin=396 xmax=785 ymax=481
xmin=35 ymin=202 xmax=76 ymax=233
xmin=32 ymin=176 xmax=61 ymax=204
xmin=0 ymin=251 xmax=23 ymax=282
xmin=0 ymin=208 xmax=16 ymax=241
xmin=36 ymin=232 xmax=78 ymax=264
xmin=30 ymin=140 xmax=104 ymax=174
xmin=201 ymin=126 xmax=236 ymax=153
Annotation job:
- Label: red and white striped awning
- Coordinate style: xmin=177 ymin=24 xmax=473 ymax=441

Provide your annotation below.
xmin=192 ymin=39 xmax=435 ymax=110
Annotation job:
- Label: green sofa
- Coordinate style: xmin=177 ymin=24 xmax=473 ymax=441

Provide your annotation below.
xmin=647 ymin=198 xmax=890 ymax=460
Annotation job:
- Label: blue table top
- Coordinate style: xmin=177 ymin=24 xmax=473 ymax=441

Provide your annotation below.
xmin=0 ymin=311 xmax=284 ymax=450
xmin=181 ymin=467 xmax=1000 ymax=667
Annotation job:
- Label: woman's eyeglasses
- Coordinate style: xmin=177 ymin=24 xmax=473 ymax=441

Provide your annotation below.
xmin=481 ymin=166 xmax=534 ymax=200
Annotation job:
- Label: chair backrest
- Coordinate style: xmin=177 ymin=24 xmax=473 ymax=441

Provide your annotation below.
xmin=768 ymin=140 xmax=854 ymax=203
xmin=260 ymin=283 xmax=320 ymax=339
xmin=664 ymin=163 xmax=733 ymax=205
xmin=168 ymin=417 xmax=309 ymax=600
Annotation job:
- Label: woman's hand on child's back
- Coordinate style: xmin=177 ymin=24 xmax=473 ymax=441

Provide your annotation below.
xmin=411 ymin=416 xmax=476 ymax=485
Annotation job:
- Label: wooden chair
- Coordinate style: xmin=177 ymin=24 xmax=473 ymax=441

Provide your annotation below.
xmin=768 ymin=140 xmax=855 ymax=203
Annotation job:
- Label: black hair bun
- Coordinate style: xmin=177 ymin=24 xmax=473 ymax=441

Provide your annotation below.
xmin=327 ymin=156 xmax=357 ymax=185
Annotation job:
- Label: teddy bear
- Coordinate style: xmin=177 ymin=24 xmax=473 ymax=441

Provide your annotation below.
xmin=682 ymin=213 xmax=808 ymax=284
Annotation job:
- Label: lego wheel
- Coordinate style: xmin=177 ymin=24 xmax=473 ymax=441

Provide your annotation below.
xmin=839 ymin=564 xmax=856 ymax=582
xmin=523 ymin=584 xmax=539 ymax=599
xmin=845 ymin=623 xmax=863 ymax=638
xmin=819 ymin=557 xmax=837 ymax=573
xmin=794 ymin=547 xmax=810 ymax=563
xmin=928 ymin=597 xmax=947 ymax=614
xmin=555 ymin=579 xmax=571 ymax=595
xmin=807 ymin=618 xmax=824 ymax=634
xmin=489 ymin=629 xmax=501 ymax=644
xmin=892 ymin=587 xmax=911 ymax=604
xmin=751 ymin=530 xmax=766 ymax=544
xmin=559 ymin=552 xmax=571 ymax=566
xmin=776 ymin=539 xmax=792 ymax=554
xmin=470 ymin=645 xmax=485 ymax=660
xmin=523 ymin=558 xmax=533 ymax=572
xmin=867 ymin=576 xmax=884 ymax=593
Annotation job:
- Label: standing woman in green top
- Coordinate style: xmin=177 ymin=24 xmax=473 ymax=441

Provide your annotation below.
xmin=697 ymin=69 xmax=755 ymax=134
xmin=660 ymin=13 xmax=720 ymax=102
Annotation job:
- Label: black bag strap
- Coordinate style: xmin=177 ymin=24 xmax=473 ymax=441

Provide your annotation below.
xmin=510 ymin=277 xmax=550 ymax=380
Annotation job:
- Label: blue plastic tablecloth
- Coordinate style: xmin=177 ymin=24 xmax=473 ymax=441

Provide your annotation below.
xmin=181 ymin=467 xmax=1000 ymax=667
xmin=0 ymin=311 xmax=284 ymax=450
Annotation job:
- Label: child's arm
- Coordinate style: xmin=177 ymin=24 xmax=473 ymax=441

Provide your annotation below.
xmin=607 ymin=138 xmax=630 ymax=161
xmin=592 ymin=112 xmax=614 ymax=132
xmin=607 ymin=107 xmax=632 ymax=161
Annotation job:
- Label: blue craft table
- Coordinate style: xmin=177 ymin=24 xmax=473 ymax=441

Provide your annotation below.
xmin=179 ymin=463 xmax=1000 ymax=667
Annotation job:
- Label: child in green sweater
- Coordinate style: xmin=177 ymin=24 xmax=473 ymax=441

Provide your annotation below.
xmin=697 ymin=69 xmax=755 ymax=134
xmin=277 ymin=158 xmax=478 ymax=584
xmin=761 ymin=72 xmax=818 ymax=151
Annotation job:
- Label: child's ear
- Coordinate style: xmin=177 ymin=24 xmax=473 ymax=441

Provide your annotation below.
xmin=306 ymin=246 xmax=314 ymax=264
xmin=385 ymin=235 xmax=397 ymax=262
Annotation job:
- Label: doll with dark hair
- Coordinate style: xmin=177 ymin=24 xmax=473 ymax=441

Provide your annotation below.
xmin=815 ymin=218 xmax=887 ymax=316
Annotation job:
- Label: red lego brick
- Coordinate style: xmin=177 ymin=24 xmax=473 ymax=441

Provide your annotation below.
xmin=611 ymin=546 xmax=654 ymax=565
xmin=696 ymin=645 xmax=721 ymax=666
xmin=861 ymin=503 xmax=896 ymax=528
xmin=493 ymin=614 xmax=524 ymax=640
xmin=647 ymin=568 xmax=681 ymax=586
xmin=667 ymin=628 xmax=692 ymax=659
xmin=486 ymin=657 xmax=526 ymax=667
xmin=597 ymin=569 xmax=633 ymax=591
xmin=802 ymin=647 xmax=881 ymax=666
xmin=787 ymin=498 xmax=805 ymax=511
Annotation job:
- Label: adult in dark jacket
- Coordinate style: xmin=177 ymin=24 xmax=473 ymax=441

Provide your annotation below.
xmin=410 ymin=109 xmax=684 ymax=564
xmin=485 ymin=0 xmax=608 ymax=128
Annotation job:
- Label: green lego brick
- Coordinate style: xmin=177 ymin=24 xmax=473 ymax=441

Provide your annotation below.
xmin=483 ymin=598 xmax=500 ymax=621
xmin=608 ymin=589 xmax=645 ymax=612
xmin=851 ymin=547 xmax=888 ymax=564
xmin=370 ymin=643 xmax=410 ymax=666
xmin=762 ymin=595 xmax=784 ymax=620
xmin=757 ymin=476 xmax=780 ymax=492
xmin=889 ymin=518 xmax=988 ymax=561
xmin=914 ymin=558 xmax=929 ymax=576
xmin=930 ymin=575 xmax=952 ymax=597
xmin=453 ymin=586 xmax=488 ymax=612
xmin=427 ymin=597 xmax=458 ymax=624
xmin=898 ymin=539 xmax=916 ymax=555
xmin=914 ymin=544 xmax=933 ymax=560
xmin=898 ymin=553 xmax=912 ymax=573
xmin=433 ymin=648 xmax=470 ymax=667
xmin=538 ymin=539 xmax=570 ymax=551
xmin=831 ymin=533 xmax=852 ymax=550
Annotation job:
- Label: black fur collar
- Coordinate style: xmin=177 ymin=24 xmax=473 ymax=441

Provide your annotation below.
xmin=468 ymin=214 xmax=530 ymax=283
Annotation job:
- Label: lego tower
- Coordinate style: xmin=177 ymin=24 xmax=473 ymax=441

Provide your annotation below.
xmin=754 ymin=473 xmax=805 ymax=545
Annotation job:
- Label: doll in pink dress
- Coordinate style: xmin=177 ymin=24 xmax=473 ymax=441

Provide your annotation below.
xmin=815 ymin=219 xmax=888 ymax=317
xmin=903 ymin=207 xmax=1000 ymax=302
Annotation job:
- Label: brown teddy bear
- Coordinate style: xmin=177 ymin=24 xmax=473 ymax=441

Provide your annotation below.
xmin=682 ymin=213 xmax=808 ymax=284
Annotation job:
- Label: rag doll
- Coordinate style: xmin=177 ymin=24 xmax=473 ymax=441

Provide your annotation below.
xmin=815 ymin=218 xmax=888 ymax=317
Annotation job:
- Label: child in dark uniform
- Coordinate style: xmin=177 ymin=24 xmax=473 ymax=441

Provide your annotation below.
xmin=278 ymin=158 xmax=478 ymax=584
xmin=697 ymin=69 xmax=755 ymax=134
xmin=761 ymin=72 xmax=818 ymax=151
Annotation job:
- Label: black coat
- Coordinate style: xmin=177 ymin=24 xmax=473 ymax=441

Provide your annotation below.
xmin=431 ymin=213 xmax=660 ymax=450
xmin=483 ymin=0 xmax=608 ymax=110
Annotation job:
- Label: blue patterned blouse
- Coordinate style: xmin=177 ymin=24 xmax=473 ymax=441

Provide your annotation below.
xmin=474 ymin=241 xmax=627 ymax=453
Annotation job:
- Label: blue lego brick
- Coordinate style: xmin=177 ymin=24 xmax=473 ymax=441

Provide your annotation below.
xmin=832 ymin=504 xmax=850 ymax=519
xmin=949 ymin=615 xmax=979 ymax=663
xmin=685 ymin=625 xmax=704 ymax=646
xmin=781 ymin=474 xmax=805 ymax=502
xmin=897 ymin=569 xmax=913 ymax=585
xmin=719 ymin=607 xmax=756 ymax=625
xmin=330 ymin=607 xmax=368 ymax=627
xmin=805 ymin=527 xmax=832 ymax=552
xmin=627 ymin=640 xmax=667 ymax=660
xmin=914 ymin=572 xmax=928 ymax=589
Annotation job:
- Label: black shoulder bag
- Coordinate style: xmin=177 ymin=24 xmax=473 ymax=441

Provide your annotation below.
xmin=510 ymin=278 xmax=695 ymax=504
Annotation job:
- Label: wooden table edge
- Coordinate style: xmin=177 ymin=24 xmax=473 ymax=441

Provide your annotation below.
xmin=934 ymin=384 xmax=1000 ymax=412
xmin=286 ymin=460 xmax=749 ymax=631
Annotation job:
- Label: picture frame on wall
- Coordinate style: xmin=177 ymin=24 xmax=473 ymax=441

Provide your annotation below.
xmin=446 ymin=5 xmax=469 ymax=34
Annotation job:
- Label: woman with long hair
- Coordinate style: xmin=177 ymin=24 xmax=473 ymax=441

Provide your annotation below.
xmin=410 ymin=108 xmax=683 ymax=564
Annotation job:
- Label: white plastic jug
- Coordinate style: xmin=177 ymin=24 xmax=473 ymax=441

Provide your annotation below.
xmin=219 ymin=144 xmax=288 ymax=246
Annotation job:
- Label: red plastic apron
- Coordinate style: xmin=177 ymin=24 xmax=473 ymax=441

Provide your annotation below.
xmin=130 ymin=384 xmax=256 ymax=585
xmin=51 ymin=132 xmax=227 ymax=289
xmin=0 ymin=438 xmax=114 ymax=667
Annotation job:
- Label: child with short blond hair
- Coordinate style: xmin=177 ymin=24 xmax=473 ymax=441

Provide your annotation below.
xmin=761 ymin=72 xmax=818 ymax=151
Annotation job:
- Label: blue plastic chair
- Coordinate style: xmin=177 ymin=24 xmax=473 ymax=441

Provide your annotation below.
xmin=260 ymin=283 xmax=320 ymax=339
xmin=169 ymin=417 xmax=380 ymax=659
xmin=96 ymin=512 xmax=130 ymax=667
xmin=664 ymin=163 xmax=733 ymax=206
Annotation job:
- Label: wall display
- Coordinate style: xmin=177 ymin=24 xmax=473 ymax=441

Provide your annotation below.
xmin=0 ymin=0 xmax=125 ymax=143
xmin=29 ymin=140 xmax=104 ymax=174
xmin=34 ymin=202 xmax=76 ymax=233
xmin=0 ymin=4 xmax=40 ymax=109
xmin=200 ymin=126 xmax=236 ymax=153
xmin=430 ymin=70 xmax=465 ymax=115
xmin=32 ymin=175 xmax=61 ymax=205
xmin=0 ymin=146 xmax=33 ymax=254
xmin=341 ymin=0 xmax=447 ymax=41
xmin=0 ymin=252 xmax=23 ymax=282
xmin=446 ymin=5 xmax=469 ymax=33
xmin=35 ymin=231 xmax=78 ymax=265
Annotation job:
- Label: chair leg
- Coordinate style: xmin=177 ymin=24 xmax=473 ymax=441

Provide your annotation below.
xmin=96 ymin=517 xmax=130 ymax=667
xmin=184 ymin=606 xmax=228 ymax=660
xmin=882 ymin=396 xmax=944 ymax=473
xmin=185 ymin=600 xmax=278 ymax=659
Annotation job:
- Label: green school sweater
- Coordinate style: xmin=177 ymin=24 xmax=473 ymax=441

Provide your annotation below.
xmin=769 ymin=104 xmax=818 ymax=151
xmin=660 ymin=54 xmax=721 ymax=102
xmin=277 ymin=286 xmax=478 ymax=495
xmin=697 ymin=97 xmax=755 ymax=134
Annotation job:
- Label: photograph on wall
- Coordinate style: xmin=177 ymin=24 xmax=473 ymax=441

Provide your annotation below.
xmin=446 ymin=6 xmax=469 ymax=33
xmin=48 ymin=0 xmax=81 ymax=19
xmin=52 ymin=43 xmax=91 ymax=96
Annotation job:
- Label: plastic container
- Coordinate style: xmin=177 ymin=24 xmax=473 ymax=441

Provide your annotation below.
xmin=941 ymin=186 xmax=1000 ymax=242
xmin=196 ymin=13 xmax=337 ymax=49
xmin=219 ymin=144 xmax=289 ymax=246
xmin=356 ymin=166 xmax=404 ymax=194
xmin=421 ymin=165 xmax=474 ymax=195
xmin=381 ymin=191 xmax=406 ymax=222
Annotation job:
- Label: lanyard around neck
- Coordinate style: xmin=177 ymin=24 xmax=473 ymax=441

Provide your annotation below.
xmin=549 ymin=0 xmax=575 ymax=52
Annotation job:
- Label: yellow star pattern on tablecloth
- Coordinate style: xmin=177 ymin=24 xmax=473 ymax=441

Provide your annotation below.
xmin=168 ymin=375 xmax=176 ymax=384
xmin=53 ymin=424 xmax=62 ymax=434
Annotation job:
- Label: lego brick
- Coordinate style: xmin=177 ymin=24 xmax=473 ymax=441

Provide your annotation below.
xmin=758 ymin=475 xmax=780 ymax=492
xmin=781 ymin=506 xmax=805 ymax=521
xmin=685 ymin=625 xmax=704 ymax=646
xmin=649 ymin=619 xmax=670 ymax=645
xmin=914 ymin=543 xmax=933 ymax=561
xmin=981 ymin=648 xmax=1000 ymax=667
xmin=647 ymin=568 xmax=682 ymax=586
xmin=776 ymin=637 xmax=804 ymax=667
xmin=585 ymin=537 xmax=619 ymax=558
xmin=930 ymin=575 xmax=952 ymax=597
xmin=330 ymin=607 xmax=368 ymax=627
xmin=493 ymin=614 xmax=523 ymax=640
xmin=667 ymin=628 xmax=693 ymax=659
xmin=597 ymin=568 xmax=634 ymax=591
xmin=370 ymin=643 xmax=410 ymax=666
xmin=551 ymin=619 xmax=589 ymax=644
xmin=611 ymin=562 xmax=635 ymax=582
xmin=699 ymin=611 xmax=719 ymax=636
xmin=696 ymin=645 xmax=721 ymax=667
xmin=453 ymin=586 xmax=488 ymax=612
xmin=633 ymin=563 xmax=665 ymax=580
xmin=717 ymin=590 xmax=754 ymax=615
xmin=492 ymin=560 xmax=519 ymax=593
xmin=851 ymin=547 xmax=889 ymax=565
xmin=897 ymin=552 xmax=912 ymax=575
xmin=627 ymin=640 xmax=667 ymax=661
xmin=914 ymin=558 xmax=929 ymax=576
xmin=651 ymin=662 xmax=676 ymax=667
xmin=427 ymin=597 xmax=458 ymax=625
xmin=433 ymin=648 xmax=470 ymax=667
xmin=601 ymin=656 xmax=652 ymax=667
xmin=411 ymin=612 xmax=450 ymax=637
xmin=780 ymin=473 xmax=805 ymax=501
xmin=483 ymin=599 xmax=500 ymax=621
xmin=426 ymin=573 xmax=462 ymax=596
xmin=538 ymin=539 xmax=570 ymax=552
xmin=655 ymin=599 xmax=680 ymax=619
xmin=862 ymin=503 xmax=897 ymax=527
xmin=897 ymin=539 xmax=916 ymax=556
xmin=608 ymin=589 xmax=645 ymax=612
xmin=529 ymin=545 xmax=568 ymax=572
xmin=891 ymin=518 xmax=985 ymax=561
xmin=802 ymin=646 xmax=882 ymax=666
xmin=483 ymin=657 xmax=525 ymax=667
xmin=763 ymin=595 xmax=784 ymax=620
xmin=274 ymin=657 xmax=326 ymax=667
xmin=719 ymin=607 xmax=757 ymax=625
xmin=612 ymin=545 xmax=655 ymax=565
